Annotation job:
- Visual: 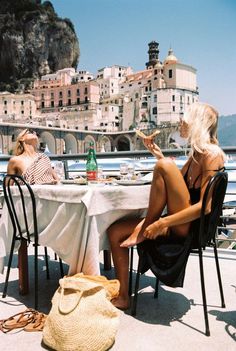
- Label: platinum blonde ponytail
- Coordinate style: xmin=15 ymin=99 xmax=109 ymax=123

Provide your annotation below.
xmin=183 ymin=102 xmax=225 ymax=159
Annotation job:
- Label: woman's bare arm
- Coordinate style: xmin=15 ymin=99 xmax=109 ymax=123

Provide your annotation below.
xmin=6 ymin=157 xmax=21 ymax=185
xmin=51 ymin=168 xmax=60 ymax=183
xmin=143 ymin=153 xmax=224 ymax=237
xmin=7 ymin=157 xmax=18 ymax=175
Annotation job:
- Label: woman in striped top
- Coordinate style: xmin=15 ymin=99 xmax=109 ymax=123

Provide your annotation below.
xmin=7 ymin=129 xmax=59 ymax=185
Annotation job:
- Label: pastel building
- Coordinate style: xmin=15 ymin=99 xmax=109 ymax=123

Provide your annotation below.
xmin=151 ymin=48 xmax=198 ymax=124
xmin=119 ymin=70 xmax=154 ymax=130
xmin=95 ymin=65 xmax=133 ymax=131
xmin=94 ymin=104 xmax=120 ymax=132
xmin=97 ymin=65 xmax=133 ymax=99
xmin=0 ymin=91 xmax=37 ymax=122
xmin=120 ymin=42 xmax=198 ymax=130
xmin=31 ymin=68 xmax=100 ymax=130
xmin=28 ymin=41 xmax=198 ymax=133
xmin=32 ymin=67 xmax=98 ymax=110
xmin=33 ymin=68 xmax=94 ymax=90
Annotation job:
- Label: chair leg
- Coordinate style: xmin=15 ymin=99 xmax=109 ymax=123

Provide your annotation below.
xmin=59 ymin=258 xmax=64 ymax=278
xmin=2 ymin=239 xmax=16 ymax=298
xmin=131 ymin=259 xmax=141 ymax=316
xmin=213 ymin=243 xmax=225 ymax=308
xmin=34 ymin=241 xmax=38 ymax=310
xmin=44 ymin=247 xmax=50 ymax=280
xmin=18 ymin=239 xmax=29 ymax=295
xmin=154 ymin=278 xmax=159 ymax=299
xmin=128 ymin=247 xmax=134 ymax=296
xmin=198 ymin=249 xmax=210 ymax=336
xmin=103 ymin=250 xmax=112 ymax=270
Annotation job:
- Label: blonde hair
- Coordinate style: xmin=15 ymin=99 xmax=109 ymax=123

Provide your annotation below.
xmin=14 ymin=129 xmax=28 ymax=156
xmin=182 ymin=102 xmax=225 ymax=159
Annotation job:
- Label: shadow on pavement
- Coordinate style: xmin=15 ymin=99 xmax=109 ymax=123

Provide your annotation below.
xmin=0 ymin=254 xmax=68 ymax=314
xmin=209 ymin=309 xmax=236 ymax=341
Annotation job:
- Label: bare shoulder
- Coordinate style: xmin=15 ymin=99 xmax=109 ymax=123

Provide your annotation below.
xmin=200 ymin=152 xmax=224 ymax=171
xmin=7 ymin=155 xmax=24 ymax=173
xmin=8 ymin=155 xmax=19 ymax=166
xmin=180 ymin=156 xmax=191 ymax=174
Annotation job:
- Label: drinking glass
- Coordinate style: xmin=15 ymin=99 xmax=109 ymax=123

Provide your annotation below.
xmin=53 ymin=161 xmax=65 ymax=181
xmin=119 ymin=163 xmax=128 ymax=180
xmin=127 ymin=163 xmax=135 ymax=180
xmin=97 ymin=166 xmax=103 ymax=180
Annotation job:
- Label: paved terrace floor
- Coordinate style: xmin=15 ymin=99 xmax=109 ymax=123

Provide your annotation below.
xmin=0 ymin=247 xmax=235 ymax=351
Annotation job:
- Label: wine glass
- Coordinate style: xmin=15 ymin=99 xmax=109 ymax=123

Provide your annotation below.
xmin=119 ymin=163 xmax=128 ymax=180
xmin=127 ymin=163 xmax=135 ymax=180
xmin=53 ymin=161 xmax=65 ymax=181
xmin=97 ymin=166 xmax=104 ymax=181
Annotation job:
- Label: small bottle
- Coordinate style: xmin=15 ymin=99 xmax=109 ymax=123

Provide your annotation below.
xmin=86 ymin=142 xmax=98 ymax=181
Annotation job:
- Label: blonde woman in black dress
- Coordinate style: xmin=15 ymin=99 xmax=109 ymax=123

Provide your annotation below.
xmin=108 ymin=102 xmax=225 ymax=310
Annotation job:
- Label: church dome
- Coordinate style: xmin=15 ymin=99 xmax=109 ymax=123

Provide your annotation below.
xmin=164 ymin=48 xmax=178 ymax=64
xmin=154 ymin=60 xmax=163 ymax=69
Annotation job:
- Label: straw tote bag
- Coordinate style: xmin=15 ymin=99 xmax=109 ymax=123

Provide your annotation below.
xmin=42 ymin=274 xmax=120 ymax=351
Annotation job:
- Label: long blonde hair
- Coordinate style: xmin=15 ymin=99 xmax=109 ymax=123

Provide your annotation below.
xmin=183 ymin=102 xmax=225 ymax=159
xmin=14 ymin=129 xmax=28 ymax=156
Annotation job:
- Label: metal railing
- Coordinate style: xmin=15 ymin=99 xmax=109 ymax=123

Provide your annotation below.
xmin=1 ymin=146 xmax=236 ymax=249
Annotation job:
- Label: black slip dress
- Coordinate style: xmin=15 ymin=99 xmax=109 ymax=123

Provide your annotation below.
xmin=137 ymin=158 xmax=224 ymax=287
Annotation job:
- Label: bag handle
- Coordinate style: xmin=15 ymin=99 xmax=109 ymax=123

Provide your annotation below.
xmin=58 ymin=288 xmax=83 ymax=315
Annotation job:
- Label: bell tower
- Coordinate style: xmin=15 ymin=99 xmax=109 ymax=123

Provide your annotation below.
xmin=146 ymin=41 xmax=159 ymax=69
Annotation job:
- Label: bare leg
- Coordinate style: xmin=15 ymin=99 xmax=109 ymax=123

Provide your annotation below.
xmin=107 ymin=158 xmax=191 ymax=308
xmin=121 ymin=158 xmax=191 ymax=247
xmin=107 ymin=218 xmax=140 ymax=310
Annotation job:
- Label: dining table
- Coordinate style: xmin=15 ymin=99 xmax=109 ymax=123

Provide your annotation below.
xmin=0 ymin=180 xmax=150 ymax=294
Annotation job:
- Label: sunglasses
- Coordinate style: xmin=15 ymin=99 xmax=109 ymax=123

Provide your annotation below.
xmin=23 ymin=129 xmax=38 ymax=136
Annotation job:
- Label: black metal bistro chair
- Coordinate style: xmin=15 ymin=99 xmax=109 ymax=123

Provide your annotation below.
xmin=2 ymin=174 xmax=64 ymax=309
xmin=130 ymin=171 xmax=228 ymax=336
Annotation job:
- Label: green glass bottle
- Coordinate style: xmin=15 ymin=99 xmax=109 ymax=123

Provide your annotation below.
xmin=86 ymin=142 xmax=98 ymax=181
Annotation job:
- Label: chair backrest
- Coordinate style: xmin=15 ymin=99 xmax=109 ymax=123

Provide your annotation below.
xmin=3 ymin=174 xmax=38 ymax=245
xmin=198 ymin=172 xmax=228 ymax=248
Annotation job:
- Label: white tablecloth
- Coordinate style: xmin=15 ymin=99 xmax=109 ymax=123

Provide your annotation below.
xmin=0 ymin=183 xmax=150 ymax=275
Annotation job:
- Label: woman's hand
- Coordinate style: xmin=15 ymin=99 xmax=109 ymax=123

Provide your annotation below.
xmin=51 ymin=168 xmax=60 ymax=184
xmin=143 ymin=218 xmax=169 ymax=240
xmin=143 ymin=138 xmax=164 ymax=160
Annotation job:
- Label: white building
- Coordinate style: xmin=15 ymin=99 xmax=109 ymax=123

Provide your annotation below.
xmin=120 ymin=44 xmax=198 ymax=130
xmin=97 ymin=65 xmax=133 ymax=100
xmin=119 ymin=70 xmax=154 ymax=130
xmin=72 ymin=70 xmax=94 ymax=83
xmin=94 ymin=65 xmax=133 ymax=131
xmin=0 ymin=91 xmax=37 ymax=122
xmin=33 ymin=68 xmax=94 ymax=90
xmin=151 ymin=49 xmax=198 ymax=124
xmin=94 ymin=104 xmax=120 ymax=132
xmin=27 ymin=42 xmax=198 ymax=133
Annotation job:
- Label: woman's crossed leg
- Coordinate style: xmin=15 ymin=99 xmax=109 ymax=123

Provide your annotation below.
xmin=107 ymin=158 xmax=191 ymax=309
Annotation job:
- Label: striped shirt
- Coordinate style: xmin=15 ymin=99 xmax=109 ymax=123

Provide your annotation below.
xmin=22 ymin=153 xmax=55 ymax=185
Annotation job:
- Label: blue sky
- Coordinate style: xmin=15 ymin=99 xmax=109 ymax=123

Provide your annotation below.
xmin=50 ymin=0 xmax=236 ymax=115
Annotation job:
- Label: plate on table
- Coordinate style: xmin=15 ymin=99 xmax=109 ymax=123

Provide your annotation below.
xmin=115 ymin=179 xmax=151 ymax=186
xmin=61 ymin=179 xmax=87 ymax=185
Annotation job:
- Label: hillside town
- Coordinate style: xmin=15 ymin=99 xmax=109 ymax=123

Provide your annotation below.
xmin=0 ymin=41 xmax=198 ymax=133
xmin=0 ymin=2 xmax=236 ymax=351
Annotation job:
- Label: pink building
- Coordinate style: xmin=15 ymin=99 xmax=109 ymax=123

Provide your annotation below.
xmin=31 ymin=68 xmax=99 ymax=112
xmin=31 ymin=81 xmax=99 ymax=112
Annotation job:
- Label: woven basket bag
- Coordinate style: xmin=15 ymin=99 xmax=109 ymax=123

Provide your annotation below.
xmin=42 ymin=274 xmax=120 ymax=351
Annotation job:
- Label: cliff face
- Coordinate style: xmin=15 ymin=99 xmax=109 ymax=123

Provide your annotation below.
xmin=0 ymin=0 xmax=80 ymax=91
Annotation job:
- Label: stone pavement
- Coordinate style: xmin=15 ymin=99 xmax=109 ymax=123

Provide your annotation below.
xmin=0 ymin=247 xmax=236 ymax=351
